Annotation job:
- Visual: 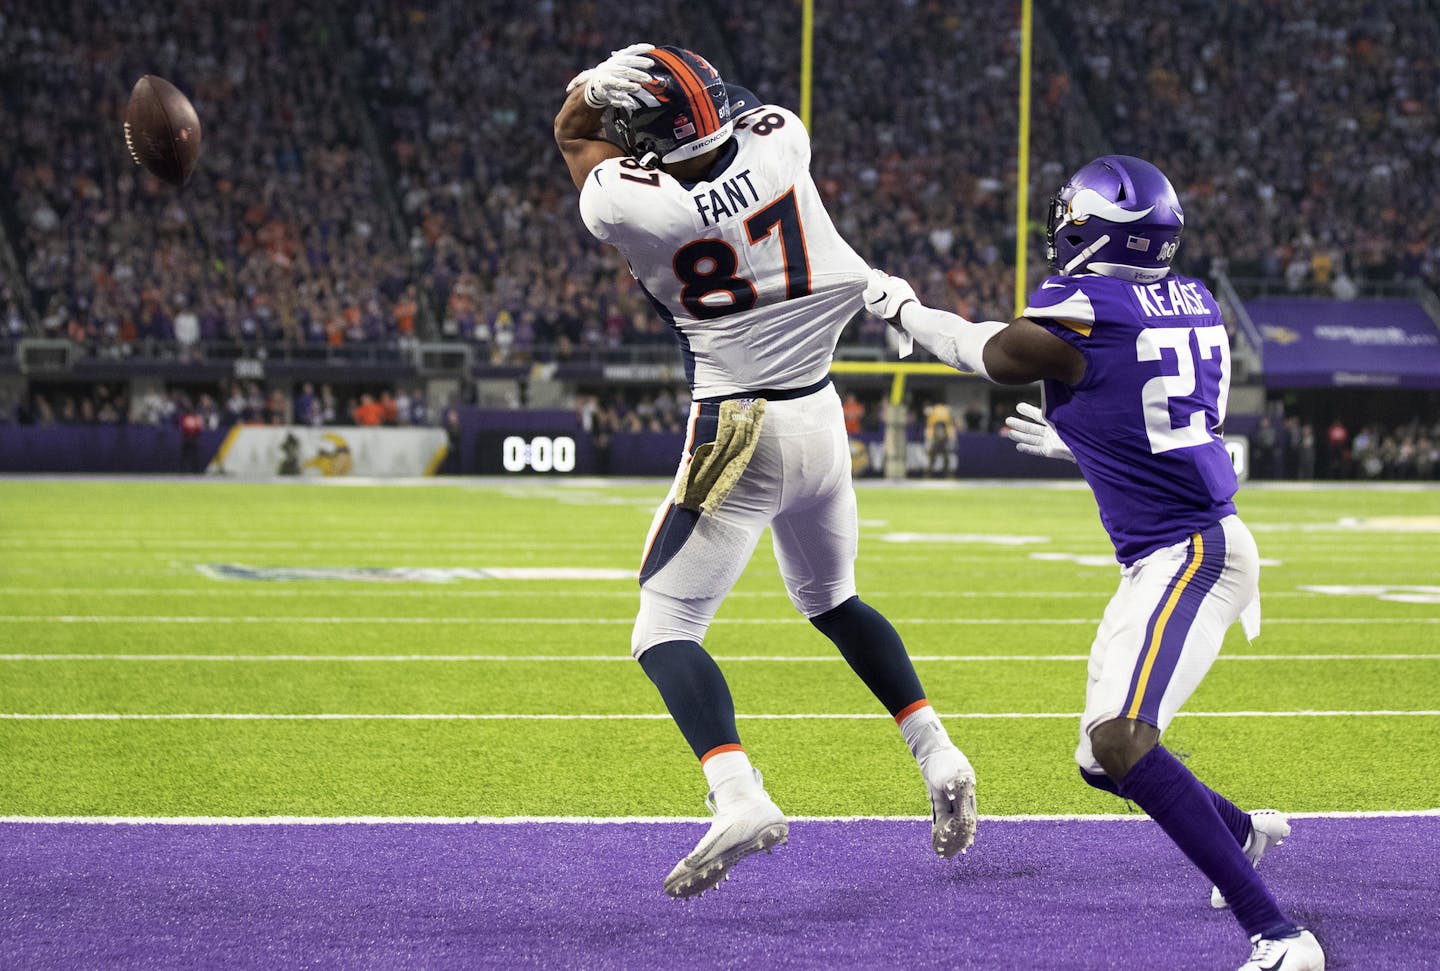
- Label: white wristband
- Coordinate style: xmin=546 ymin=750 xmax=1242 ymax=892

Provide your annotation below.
xmin=899 ymin=303 xmax=1008 ymax=380
xmin=583 ymin=83 xmax=608 ymax=109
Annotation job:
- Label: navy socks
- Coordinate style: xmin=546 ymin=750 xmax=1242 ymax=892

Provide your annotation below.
xmin=640 ymin=596 xmax=926 ymax=763
xmin=811 ymin=596 xmax=925 ymax=716
xmin=638 ymin=640 xmax=741 ymax=761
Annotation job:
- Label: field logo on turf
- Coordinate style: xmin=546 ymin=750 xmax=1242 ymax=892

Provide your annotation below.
xmin=1337 ymin=516 xmax=1440 ymax=532
xmin=1028 ymin=552 xmax=1115 ymax=567
xmin=1300 ymin=584 xmax=1440 ymax=605
xmin=197 ymin=564 xmax=635 ymax=584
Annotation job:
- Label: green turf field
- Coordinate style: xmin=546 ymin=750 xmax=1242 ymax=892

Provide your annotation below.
xmin=2 ymin=478 xmax=1437 ymax=820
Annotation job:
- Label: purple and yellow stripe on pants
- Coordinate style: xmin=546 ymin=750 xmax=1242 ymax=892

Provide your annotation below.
xmin=1121 ymin=522 xmax=1228 ymax=724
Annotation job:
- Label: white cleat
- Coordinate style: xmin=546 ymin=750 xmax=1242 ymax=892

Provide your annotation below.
xmin=925 ymin=749 xmax=977 ymax=858
xmin=1237 ymin=929 xmax=1325 ymax=971
xmin=1213 ymin=809 xmax=1291 ymax=908
xmin=663 ymin=792 xmax=788 ymax=899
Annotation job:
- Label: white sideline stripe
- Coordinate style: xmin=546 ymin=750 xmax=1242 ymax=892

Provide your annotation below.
xmin=0 ymin=542 xmax=627 ymax=550
xmin=5 ymin=710 xmax=1439 ymax=721
xmin=2 ymin=615 xmax=1436 ymax=625
xmin=3 ymin=652 xmax=1437 ymax=664
xmin=3 ymin=810 xmax=1437 ymax=826
xmin=2 ymin=588 xmax=1151 ymax=599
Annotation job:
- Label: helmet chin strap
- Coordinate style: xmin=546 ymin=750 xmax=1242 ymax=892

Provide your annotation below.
xmin=1064 ymin=234 xmax=1110 ymax=274
xmin=637 ymin=150 xmax=661 ymax=170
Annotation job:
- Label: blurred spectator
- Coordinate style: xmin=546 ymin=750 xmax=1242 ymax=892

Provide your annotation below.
xmin=179 ymin=407 xmax=205 ymax=473
xmin=842 ymin=392 xmax=865 ymax=436
xmin=352 ymin=393 xmax=384 ymax=426
xmin=0 ymin=0 xmax=1436 ymax=370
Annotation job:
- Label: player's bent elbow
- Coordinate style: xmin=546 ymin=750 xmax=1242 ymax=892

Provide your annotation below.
xmin=983 ymin=355 xmax=1045 ymax=385
xmin=981 ymin=344 xmax=1054 ymax=385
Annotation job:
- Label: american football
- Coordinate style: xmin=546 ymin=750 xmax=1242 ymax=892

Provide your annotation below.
xmin=122 ymin=74 xmax=202 ymax=186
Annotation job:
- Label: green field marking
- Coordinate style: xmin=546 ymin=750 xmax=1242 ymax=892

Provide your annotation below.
xmin=4 ymin=586 xmax=1438 ymax=621
xmin=2 ymin=480 xmax=1438 ymax=824
xmin=0 ymin=585 xmax=1378 ymax=600
xmin=2 ymin=656 xmax=1435 ymax=715
xmin=2 ymin=717 xmax=1434 ymax=818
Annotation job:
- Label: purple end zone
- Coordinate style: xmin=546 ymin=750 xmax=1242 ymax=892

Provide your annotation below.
xmin=2 ymin=818 xmax=1436 ymax=969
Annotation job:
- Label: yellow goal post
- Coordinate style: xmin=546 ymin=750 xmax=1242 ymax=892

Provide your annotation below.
xmin=799 ymin=0 xmax=1035 ymax=312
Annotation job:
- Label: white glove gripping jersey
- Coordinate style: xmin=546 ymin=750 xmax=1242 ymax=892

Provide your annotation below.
xmin=579 ymin=106 xmax=869 ymax=398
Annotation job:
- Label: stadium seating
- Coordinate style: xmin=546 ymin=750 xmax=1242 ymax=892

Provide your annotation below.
xmin=0 ymin=2 xmax=1436 ymax=478
xmin=2 ymin=1 xmax=1436 ymax=356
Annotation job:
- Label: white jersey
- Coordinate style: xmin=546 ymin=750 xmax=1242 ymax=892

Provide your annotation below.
xmin=580 ymin=106 xmax=869 ymax=398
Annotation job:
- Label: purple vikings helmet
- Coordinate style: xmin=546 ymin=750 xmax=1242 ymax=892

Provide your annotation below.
xmin=1045 ymin=155 xmax=1185 ymax=284
xmin=608 ymin=47 xmax=736 ymax=168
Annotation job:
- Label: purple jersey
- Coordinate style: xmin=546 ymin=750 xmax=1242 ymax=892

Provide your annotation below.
xmin=1023 ymin=272 xmax=1237 ymax=565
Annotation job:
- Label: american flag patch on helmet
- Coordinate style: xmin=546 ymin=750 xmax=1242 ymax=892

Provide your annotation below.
xmin=1127 ymin=235 xmax=1151 ymax=252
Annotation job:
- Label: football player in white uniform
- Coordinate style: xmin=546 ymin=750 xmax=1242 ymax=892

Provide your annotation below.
xmin=556 ymin=44 xmax=977 ymax=898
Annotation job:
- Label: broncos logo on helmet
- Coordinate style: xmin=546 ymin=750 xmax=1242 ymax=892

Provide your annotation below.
xmin=1045 ymin=155 xmax=1185 ymax=284
xmin=607 ymin=46 xmax=735 ymax=169
xmin=639 ymin=74 xmax=674 ymax=104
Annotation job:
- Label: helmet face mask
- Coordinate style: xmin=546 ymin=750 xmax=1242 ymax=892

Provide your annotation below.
xmin=1045 ymin=155 xmax=1185 ymax=284
xmin=605 ymin=46 xmax=734 ymax=169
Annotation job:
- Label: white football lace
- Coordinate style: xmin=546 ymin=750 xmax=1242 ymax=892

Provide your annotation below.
xmin=1249 ymin=938 xmax=1285 ymax=961
xmin=123 ymin=122 xmax=141 ymax=165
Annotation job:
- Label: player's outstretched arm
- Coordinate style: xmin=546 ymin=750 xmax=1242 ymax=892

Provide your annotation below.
xmin=863 ymin=270 xmax=1084 ymax=386
xmin=555 ymin=44 xmax=654 ymax=190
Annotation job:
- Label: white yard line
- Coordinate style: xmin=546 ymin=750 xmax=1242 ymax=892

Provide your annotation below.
xmin=1 ymin=615 xmax=1435 ymax=625
xmin=2 ymin=652 xmax=1436 ymax=663
xmin=3 ymin=809 xmax=1437 ymax=825
xmin=4 ymin=710 xmax=1438 ymax=721
xmin=0 ymin=587 xmax=1340 ymax=599
xmin=0 ymin=541 xmax=633 ymax=549
xmin=1 ymin=588 xmax=1116 ymax=598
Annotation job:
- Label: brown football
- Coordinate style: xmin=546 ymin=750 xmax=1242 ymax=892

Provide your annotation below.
xmin=123 ymin=75 xmax=202 ymax=186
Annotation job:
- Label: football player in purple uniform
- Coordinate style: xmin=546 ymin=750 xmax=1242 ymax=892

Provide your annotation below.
xmin=865 ymin=156 xmax=1324 ymax=971
xmin=555 ymin=45 xmax=977 ymax=900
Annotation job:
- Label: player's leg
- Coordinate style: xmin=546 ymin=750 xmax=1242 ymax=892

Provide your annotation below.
xmin=632 ymin=411 xmax=787 ymax=898
xmin=1075 ymin=575 xmax=1256 ymax=852
xmin=1075 ymin=521 xmax=1285 ymax=902
xmin=1077 ymin=518 xmax=1321 ymax=968
xmin=769 ymin=391 xmax=976 ymax=857
xmin=633 ymin=588 xmax=787 ymax=899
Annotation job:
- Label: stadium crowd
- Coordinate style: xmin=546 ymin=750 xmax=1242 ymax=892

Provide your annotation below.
xmin=4 ymin=1 xmax=1437 ymax=360
xmin=0 ymin=1 xmax=412 ymax=359
xmin=1045 ymin=0 xmax=1440 ymax=294
xmin=7 ymin=379 xmax=430 ymax=433
xmin=1250 ymin=414 xmax=1440 ymax=481
xmin=1 ymin=1 xmax=1437 ymax=483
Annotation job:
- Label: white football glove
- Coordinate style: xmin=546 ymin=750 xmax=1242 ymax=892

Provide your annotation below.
xmin=862 ymin=268 xmax=917 ymax=324
xmin=567 ymin=43 xmax=655 ymax=110
xmin=864 ymin=269 xmax=918 ymax=357
xmin=1005 ymin=402 xmax=1074 ymax=462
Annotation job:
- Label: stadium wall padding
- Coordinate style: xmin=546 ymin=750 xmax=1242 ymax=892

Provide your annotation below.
xmin=0 ymin=425 xmax=228 ymax=474
xmin=0 ymin=421 xmax=1078 ymax=478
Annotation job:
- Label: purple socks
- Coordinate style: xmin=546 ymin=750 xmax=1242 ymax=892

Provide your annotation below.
xmin=1209 ymin=787 xmax=1256 ymax=848
xmin=1118 ymin=745 xmax=1295 ymax=939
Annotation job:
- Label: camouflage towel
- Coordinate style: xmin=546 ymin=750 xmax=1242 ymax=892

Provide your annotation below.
xmin=676 ymin=398 xmax=767 ymax=515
